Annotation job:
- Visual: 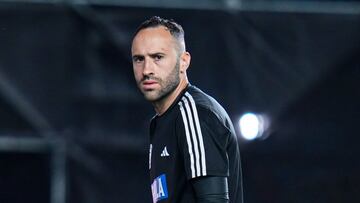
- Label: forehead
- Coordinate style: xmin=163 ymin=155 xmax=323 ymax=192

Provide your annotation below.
xmin=131 ymin=26 xmax=177 ymax=54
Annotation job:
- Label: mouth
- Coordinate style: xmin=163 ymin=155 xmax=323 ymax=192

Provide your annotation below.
xmin=142 ymin=80 xmax=158 ymax=90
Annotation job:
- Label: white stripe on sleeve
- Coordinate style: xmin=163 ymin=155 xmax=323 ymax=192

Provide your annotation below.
xmin=181 ymin=97 xmax=201 ymax=177
xmin=179 ymin=101 xmax=196 ymax=178
xmin=185 ymin=92 xmax=207 ymax=176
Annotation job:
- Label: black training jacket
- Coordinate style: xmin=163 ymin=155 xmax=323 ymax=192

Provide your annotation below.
xmin=149 ymin=84 xmax=243 ymax=203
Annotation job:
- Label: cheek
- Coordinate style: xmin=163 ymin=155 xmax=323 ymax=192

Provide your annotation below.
xmin=161 ymin=60 xmax=177 ymax=74
xmin=133 ymin=67 xmax=142 ymax=81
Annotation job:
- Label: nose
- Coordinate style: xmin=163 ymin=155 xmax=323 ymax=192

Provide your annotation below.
xmin=143 ymin=58 xmax=154 ymax=76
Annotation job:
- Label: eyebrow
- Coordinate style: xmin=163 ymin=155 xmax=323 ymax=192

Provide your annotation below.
xmin=132 ymin=52 xmax=165 ymax=58
xmin=149 ymin=52 xmax=165 ymax=57
xmin=132 ymin=54 xmax=143 ymax=58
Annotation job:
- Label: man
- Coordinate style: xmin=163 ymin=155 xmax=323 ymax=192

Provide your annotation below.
xmin=131 ymin=16 xmax=243 ymax=203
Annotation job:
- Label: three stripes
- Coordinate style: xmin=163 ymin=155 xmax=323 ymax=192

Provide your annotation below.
xmin=178 ymin=92 xmax=207 ymax=178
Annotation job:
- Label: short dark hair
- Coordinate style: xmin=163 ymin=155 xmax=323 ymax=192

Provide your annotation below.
xmin=133 ymin=16 xmax=186 ymax=52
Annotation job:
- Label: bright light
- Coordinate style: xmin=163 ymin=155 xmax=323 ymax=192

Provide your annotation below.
xmin=238 ymin=113 xmax=267 ymax=141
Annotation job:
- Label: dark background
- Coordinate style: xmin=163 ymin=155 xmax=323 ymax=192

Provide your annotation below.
xmin=0 ymin=1 xmax=359 ymax=202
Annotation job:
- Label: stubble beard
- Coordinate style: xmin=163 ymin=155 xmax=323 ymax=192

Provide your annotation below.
xmin=142 ymin=59 xmax=180 ymax=103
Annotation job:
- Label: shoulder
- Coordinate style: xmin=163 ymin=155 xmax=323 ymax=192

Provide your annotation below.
xmin=180 ymin=86 xmax=228 ymax=120
xmin=175 ymin=85 xmax=233 ymax=132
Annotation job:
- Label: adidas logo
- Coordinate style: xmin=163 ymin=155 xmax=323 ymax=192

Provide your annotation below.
xmin=161 ymin=146 xmax=170 ymax=157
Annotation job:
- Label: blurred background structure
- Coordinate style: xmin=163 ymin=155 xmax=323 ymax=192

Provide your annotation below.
xmin=0 ymin=0 xmax=359 ymax=202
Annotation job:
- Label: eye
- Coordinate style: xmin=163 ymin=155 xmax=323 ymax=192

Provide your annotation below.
xmin=153 ymin=54 xmax=163 ymax=61
xmin=132 ymin=56 xmax=144 ymax=63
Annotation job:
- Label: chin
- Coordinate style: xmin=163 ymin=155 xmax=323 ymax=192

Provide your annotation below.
xmin=143 ymin=93 xmax=160 ymax=102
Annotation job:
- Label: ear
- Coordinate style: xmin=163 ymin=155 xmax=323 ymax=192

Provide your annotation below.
xmin=180 ymin=52 xmax=191 ymax=73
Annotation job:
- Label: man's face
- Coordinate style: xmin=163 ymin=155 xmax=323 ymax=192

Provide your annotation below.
xmin=131 ymin=26 xmax=181 ymax=102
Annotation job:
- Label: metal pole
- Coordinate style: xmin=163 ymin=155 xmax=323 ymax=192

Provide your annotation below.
xmin=50 ymin=138 xmax=67 ymax=203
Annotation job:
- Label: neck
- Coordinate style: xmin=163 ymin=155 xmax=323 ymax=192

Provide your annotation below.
xmin=153 ymin=78 xmax=188 ymax=116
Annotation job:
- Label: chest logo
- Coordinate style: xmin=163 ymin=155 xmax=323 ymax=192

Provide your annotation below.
xmin=160 ymin=146 xmax=170 ymax=157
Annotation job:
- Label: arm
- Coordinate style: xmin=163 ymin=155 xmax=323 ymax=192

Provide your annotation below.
xmin=176 ymin=104 xmax=232 ymax=202
xmin=191 ymin=176 xmax=229 ymax=203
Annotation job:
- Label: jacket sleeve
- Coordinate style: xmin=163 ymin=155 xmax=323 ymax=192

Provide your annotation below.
xmin=191 ymin=176 xmax=229 ymax=203
xmin=176 ymin=103 xmax=230 ymax=180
